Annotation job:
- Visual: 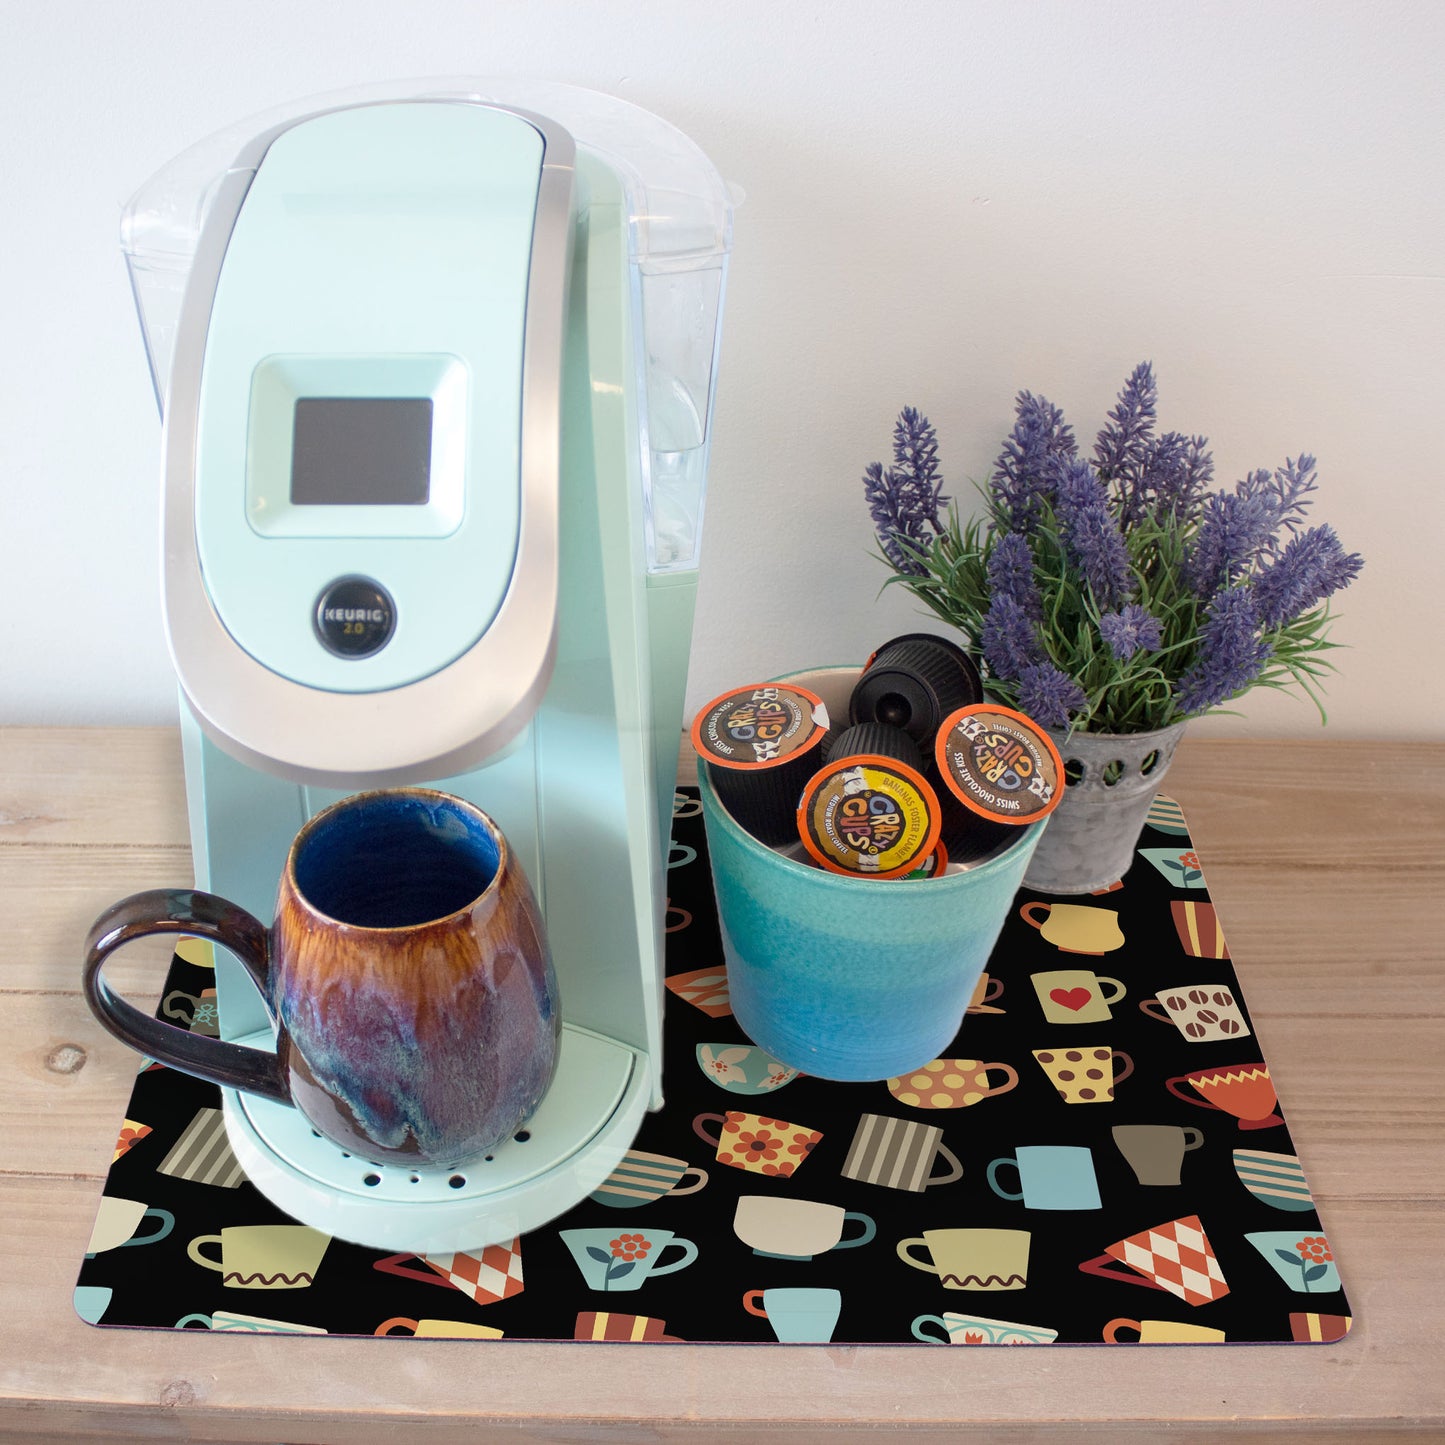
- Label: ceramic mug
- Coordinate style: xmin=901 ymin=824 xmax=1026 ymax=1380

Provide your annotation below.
xmin=82 ymin=788 xmax=560 ymax=1166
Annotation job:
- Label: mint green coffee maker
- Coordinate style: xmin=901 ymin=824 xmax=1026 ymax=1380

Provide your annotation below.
xmin=123 ymin=80 xmax=731 ymax=1251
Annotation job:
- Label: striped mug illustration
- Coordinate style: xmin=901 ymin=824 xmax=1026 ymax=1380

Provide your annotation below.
xmin=840 ymin=1114 xmax=963 ymax=1192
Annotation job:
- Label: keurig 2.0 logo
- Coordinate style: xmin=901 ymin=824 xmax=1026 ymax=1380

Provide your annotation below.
xmin=314 ymin=576 xmax=396 ymax=658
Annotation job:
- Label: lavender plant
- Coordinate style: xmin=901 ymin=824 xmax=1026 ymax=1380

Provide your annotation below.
xmin=861 ymin=363 xmax=1363 ymax=733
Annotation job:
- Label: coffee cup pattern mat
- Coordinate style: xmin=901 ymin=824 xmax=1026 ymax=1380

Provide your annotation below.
xmin=74 ymin=790 xmax=1351 ymax=1346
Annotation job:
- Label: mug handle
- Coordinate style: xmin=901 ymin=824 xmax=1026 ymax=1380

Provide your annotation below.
xmin=911 ymin=1314 xmax=951 ymax=1343
xmin=82 ymin=889 xmax=289 ymax=1104
xmin=670 ymin=1166 xmax=709 ymax=1197
xmin=1097 ymin=976 xmax=1127 ymax=1005
xmin=742 ymin=1288 xmax=768 ymax=1318
xmin=835 ymin=1212 xmax=877 ymax=1251
xmin=1139 ymin=998 xmax=1173 ymax=1024
xmin=1102 ymin=1317 xmax=1141 ymax=1343
xmin=982 ymin=1063 xmax=1020 ymax=1097
xmin=1164 ymin=1075 xmax=1220 ymax=1110
xmin=1111 ymin=1050 xmax=1135 ymax=1085
xmin=648 ymin=1237 xmax=699 ymax=1278
xmin=374 ymin=1317 xmax=419 ymax=1337
xmin=926 ymin=1143 xmax=964 ymax=1188
xmin=187 ymin=1234 xmax=225 ymax=1274
xmin=981 ymin=976 xmax=1004 ymax=1004
xmin=1078 ymin=1251 xmax=1166 ymax=1292
xmin=985 ymin=1158 xmax=1024 ymax=1202
xmin=174 ymin=1313 xmax=214 ymax=1329
xmin=122 ymin=1207 xmax=174 ymax=1247
xmin=1182 ymin=1126 xmax=1206 ymax=1153
xmin=1019 ymin=901 xmax=1051 ymax=930
xmin=896 ymin=1238 xmax=939 ymax=1275
xmin=692 ymin=1113 xmax=726 ymax=1148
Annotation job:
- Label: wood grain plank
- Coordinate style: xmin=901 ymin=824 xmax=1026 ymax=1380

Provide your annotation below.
xmin=0 ymin=729 xmax=187 ymax=848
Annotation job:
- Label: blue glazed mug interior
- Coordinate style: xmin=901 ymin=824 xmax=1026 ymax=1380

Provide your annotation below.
xmin=292 ymin=790 xmax=502 ymax=929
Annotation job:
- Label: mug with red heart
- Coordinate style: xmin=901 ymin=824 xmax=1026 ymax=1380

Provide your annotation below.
xmin=1031 ymin=969 xmax=1126 ymax=1025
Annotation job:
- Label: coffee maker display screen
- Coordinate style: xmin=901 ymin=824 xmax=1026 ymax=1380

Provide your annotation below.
xmin=290 ymin=397 xmax=433 ymax=505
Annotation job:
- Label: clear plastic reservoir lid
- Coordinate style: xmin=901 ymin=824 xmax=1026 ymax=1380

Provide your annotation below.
xmin=123 ymin=77 xmax=735 ymax=573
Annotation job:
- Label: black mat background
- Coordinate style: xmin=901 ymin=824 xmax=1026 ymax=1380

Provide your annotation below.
xmin=74 ymin=790 xmax=1351 ymax=1344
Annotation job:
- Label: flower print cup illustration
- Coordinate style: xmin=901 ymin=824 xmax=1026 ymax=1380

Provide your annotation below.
xmin=693 ymin=1110 xmax=822 ymax=1178
xmin=695 ymin=1043 xmax=800 ymax=1096
xmin=560 ymin=1228 xmax=700 ymax=1292
xmin=1246 ymin=1232 xmax=1342 ymax=1294
xmin=1139 ymin=847 xmax=1209 ymax=889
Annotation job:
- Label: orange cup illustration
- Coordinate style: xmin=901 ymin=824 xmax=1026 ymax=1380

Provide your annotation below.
xmin=693 ymin=1110 xmax=822 ymax=1178
xmin=1164 ymin=1063 xmax=1282 ymax=1131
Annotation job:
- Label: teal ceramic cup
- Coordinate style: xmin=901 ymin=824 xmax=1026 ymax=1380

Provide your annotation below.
xmin=697 ymin=667 xmax=1045 ymax=1081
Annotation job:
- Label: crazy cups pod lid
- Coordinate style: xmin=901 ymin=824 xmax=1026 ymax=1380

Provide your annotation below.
xmin=933 ymin=703 xmax=1064 ymax=825
xmin=795 ymin=754 xmax=942 ymax=879
xmin=691 ymin=683 xmax=830 ymax=771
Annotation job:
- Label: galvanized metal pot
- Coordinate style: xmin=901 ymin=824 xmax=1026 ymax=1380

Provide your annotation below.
xmin=1021 ymin=722 xmax=1188 ymax=895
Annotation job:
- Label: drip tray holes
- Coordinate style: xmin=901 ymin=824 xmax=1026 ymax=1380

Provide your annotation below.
xmin=448 ymin=1174 xmax=467 ymax=1189
xmin=362 ymin=1173 xmax=382 ymax=1187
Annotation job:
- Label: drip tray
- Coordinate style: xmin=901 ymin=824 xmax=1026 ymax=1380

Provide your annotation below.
xmin=223 ymin=1022 xmax=647 ymax=1254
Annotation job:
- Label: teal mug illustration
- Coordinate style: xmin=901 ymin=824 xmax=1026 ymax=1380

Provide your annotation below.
xmin=560 ymin=1227 xmax=699 ymax=1292
xmin=1246 ymin=1231 xmax=1342 ymax=1293
xmin=73 ymin=1286 xmax=113 ymax=1325
xmin=986 ymin=1145 xmax=1101 ymax=1210
xmin=743 ymin=1286 xmax=842 ymax=1342
xmin=732 ymin=1196 xmax=876 ymax=1260
xmin=85 ymin=1196 xmax=175 ymax=1256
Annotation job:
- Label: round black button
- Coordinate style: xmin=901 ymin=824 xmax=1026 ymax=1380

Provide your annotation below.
xmin=314 ymin=576 xmax=395 ymax=658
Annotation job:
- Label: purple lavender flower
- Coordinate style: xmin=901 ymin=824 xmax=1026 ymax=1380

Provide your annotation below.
xmin=1016 ymin=662 xmax=1087 ymax=729
xmin=991 ymin=391 xmax=1076 ymax=528
xmin=1175 ymin=585 xmax=1272 ymax=715
xmin=1099 ymin=603 xmax=1164 ymax=660
xmin=981 ymin=593 xmax=1043 ymax=681
xmin=1051 ymin=457 xmax=1134 ymax=610
xmin=1094 ymin=361 xmax=1157 ymax=486
xmin=986 ymin=532 xmax=1042 ymax=620
xmin=863 ymin=408 xmax=948 ymax=575
xmin=1252 ymin=524 xmax=1364 ymax=629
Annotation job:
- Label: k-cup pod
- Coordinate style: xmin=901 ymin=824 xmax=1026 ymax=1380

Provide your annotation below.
xmin=933 ymin=704 xmax=1064 ymax=827
xmin=795 ymin=755 xmax=942 ymax=879
xmin=822 ymin=721 xmax=922 ymax=771
xmin=691 ymin=683 xmax=831 ymax=847
xmin=849 ymin=633 xmax=983 ymax=748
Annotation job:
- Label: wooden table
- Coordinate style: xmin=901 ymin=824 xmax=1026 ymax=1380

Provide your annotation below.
xmin=2 ymin=728 xmax=1441 ymax=1442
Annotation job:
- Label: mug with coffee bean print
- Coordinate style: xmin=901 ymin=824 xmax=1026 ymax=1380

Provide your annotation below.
xmin=1140 ymin=985 xmax=1251 ymax=1043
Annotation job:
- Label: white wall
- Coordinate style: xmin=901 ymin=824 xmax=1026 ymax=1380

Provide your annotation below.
xmin=2 ymin=1 xmax=1439 ymax=738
